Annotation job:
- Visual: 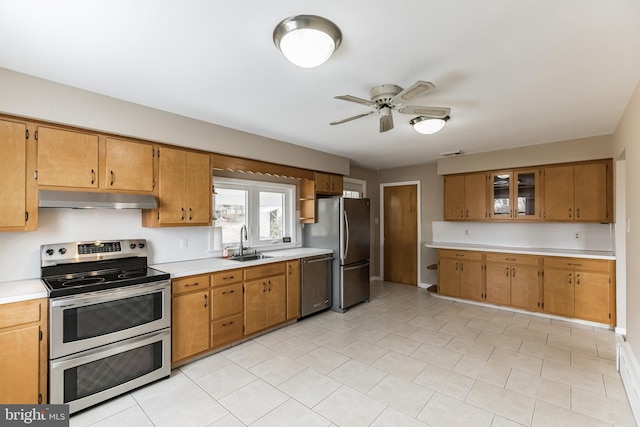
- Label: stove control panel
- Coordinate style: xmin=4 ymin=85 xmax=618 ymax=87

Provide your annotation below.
xmin=41 ymin=239 xmax=149 ymax=267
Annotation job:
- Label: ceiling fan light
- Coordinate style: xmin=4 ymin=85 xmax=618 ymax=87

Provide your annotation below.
xmin=410 ymin=116 xmax=449 ymax=134
xmin=273 ymin=15 xmax=342 ymax=68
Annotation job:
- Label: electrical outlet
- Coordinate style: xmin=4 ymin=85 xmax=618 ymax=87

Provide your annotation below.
xmin=574 ymin=232 xmax=581 ymax=240
xmin=465 ymin=229 xmax=469 ymax=235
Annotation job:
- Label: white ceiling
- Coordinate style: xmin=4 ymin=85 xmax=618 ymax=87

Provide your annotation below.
xmin=1 ymin=1 xmax=639 ymax=170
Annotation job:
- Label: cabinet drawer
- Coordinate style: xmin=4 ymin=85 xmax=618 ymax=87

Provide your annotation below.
xmin=172 ymin=274 xmax=210 ymax=295
xmin=543 ymin=257 xmax=611 ymax=272
xmin=244 ymin=262 xmax=286 ymax=281
xmin=212 ymin=314 xmax=243 ymax=347
xmin=211 ymin=283 xmax=243 ymax=319
xmin=211 ymin=269 xmax=243 ymax=287
xmin=485 ymin=253 xmax=540 ymax=266
xmin=439 ymin=249 xmax=483 ymax=261
xmin=0 ymin=299 xmax=44 ymax=329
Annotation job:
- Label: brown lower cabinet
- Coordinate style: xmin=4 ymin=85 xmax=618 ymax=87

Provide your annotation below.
xmin=438 ymin=249 xmax=615 ymax=326
xmin=171 ymin=260 xmax=300 ymax=365
xmin=0 ymin=298 xmax=48 ymax=404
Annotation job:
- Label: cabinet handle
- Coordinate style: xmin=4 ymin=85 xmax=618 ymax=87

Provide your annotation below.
xmin=90 ymin=169 xmax=95 ymax=185
xmin=455 ymin=262 xmax=459 ymax=271
xmin=262 ymin=281 xmax=266 ymax=292
xmin=567 ymin=263 xmax=582 ymax=267
xmin=568 ymin=208 xmax=572 ymax=219
xmin=460 ymin=210 xmax=464 ymax=219
xmin=204 ymin=294 xmax=208 ymax=308
xmin=567 ymin=273 xmax=572 ymax=284
xmin=181 ymin=208 xmax=185 ymax=221
xmin=461 ymin=262 xmax=464 ymax=272
xmin=222 ymin=290 xmax=235 ymax=295
xmin=223 ymin=275 xmax=235 ymax=280
xmin=576 ymin=274 xmax=580 ymax=285
xmin=222 ymin=321 xmax=234 ymax=327
xmin=512 ymin=267 xmax=516 ymax=277
xmin=189 ymin=208 xmax=193 ymax=221
xmin=465 ymin=209 xmax=469 ymax=218
xmin=268 ymin=280 xmax=272 ymax=291
xmin=184 ymin=282 xmax=200 ymax=287
xmin=110 ymin=170 xmax=115 ymax=186
xmin=576 ymin=208 xmax=580 ymax=219
xmin=505 ymin=267 xmax=509 ymax=276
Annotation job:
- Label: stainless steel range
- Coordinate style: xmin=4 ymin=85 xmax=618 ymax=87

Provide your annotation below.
xmin=41 ymin=239 xmax=171 ymax=414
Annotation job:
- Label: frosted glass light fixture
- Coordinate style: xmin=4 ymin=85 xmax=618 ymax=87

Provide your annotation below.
xmin=273 ymin=15 xmax=342 ymax=68
xmin=410 ymin=116 xmax=449 ymax=134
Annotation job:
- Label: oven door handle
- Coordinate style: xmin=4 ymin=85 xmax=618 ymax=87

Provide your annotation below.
xmin=51 ymin=281 xmax=170 ymax=309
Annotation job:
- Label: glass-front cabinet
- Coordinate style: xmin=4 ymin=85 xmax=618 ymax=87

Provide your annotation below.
xmin=490 ymin=169 xmax=541 ymax=220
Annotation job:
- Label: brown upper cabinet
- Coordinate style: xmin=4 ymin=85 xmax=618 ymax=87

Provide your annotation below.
xmin=543 ymin=160 xmax=612 ymax=222
xmin=102 ymin=137 xmax=155 ymax=192
xmin=142 ymin=147 xmax=212 ymax=227
xmin=444 ymin=159 xmax=612 ymax=223
xmin=315 ymin=172 xmax=343 ymax=195
xmin=489 ymin=169 xmax=542 ymax=220
xmin=443 ymin=172 xmax=487 ymax=220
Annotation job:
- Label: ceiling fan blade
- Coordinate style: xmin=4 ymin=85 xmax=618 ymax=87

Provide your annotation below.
xmin=379 ymin=107 xmax=394 ymax=132
xmin=330 ymin=111 xmax=374 ymax=126
xmin=334 ymin=94 xmax=376 ymax=107
xmin=391 ymin=80 xmax=435 ymax=105
xmin=397 ymin=105 xmax=451 ymax=117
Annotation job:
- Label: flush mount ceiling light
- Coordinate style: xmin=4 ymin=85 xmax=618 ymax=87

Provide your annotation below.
xmin=273 ymin=14 xmax=342 ymax=68
xmin=410 ymin=115 xmax=450 ymax=135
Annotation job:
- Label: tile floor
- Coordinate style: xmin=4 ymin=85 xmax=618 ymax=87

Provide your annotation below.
xmin=71 ymin=281 xmax=636 ymax=427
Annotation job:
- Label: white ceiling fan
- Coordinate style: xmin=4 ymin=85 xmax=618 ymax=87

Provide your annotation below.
xmin=330 ymin=80 xmax=451 ymax=133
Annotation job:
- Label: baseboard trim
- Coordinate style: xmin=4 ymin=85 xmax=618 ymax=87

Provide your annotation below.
xmin=618 ymin=338 xmax=640 ymax=425
xmin=370 ymin=276 xmax=382 ymax=281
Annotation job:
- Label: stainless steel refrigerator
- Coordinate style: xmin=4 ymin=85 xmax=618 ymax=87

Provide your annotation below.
xmin=303 ymin=197 xmax=370 ymax=312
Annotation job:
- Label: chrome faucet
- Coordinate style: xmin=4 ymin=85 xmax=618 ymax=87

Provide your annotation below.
xmin=239 ymin=225 xmax=248 ymax=256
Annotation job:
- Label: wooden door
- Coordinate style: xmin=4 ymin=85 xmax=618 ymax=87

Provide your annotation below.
xmin=459 ymin=260 xmax=484 ymax=301
xmin=158 ymin=147 xmax=186 ymax=224
xmin=37 ymin=127 xmax=99 ymax=188
xmin=0 ymin=324 xmax=40 ymax=403
xmin=574 ymin=271 xmax=610 ymax=323
xmin=244 ymin=279 xmax=267 ymax=335
xmin=510 ymin=265 xmax=540 ymax=310
xmin=330 ymin=175 xmax=344 ymax=194
xmin=443 ymin=175 xmax=465 ymax=220
xmin=104 ymin=138 xmax=154 ymax=192
xmin=211 ymin=283 xmax=243 ymax=319
xmin=171 ymin=291 xmax=210 ymax=362
xmin=543 ymin=165 xmax=574 ymax=221
xmin=465 ymin=173 xmax=487 ymax=220
xmin=543 ymin=268 xmax=575 ymax=316
xmin=286 ymin=260 xmax=301 ymax=320
xmin=438 ymin=258 xmax=460 ymax=297
xmin=265 ymin=275 xmax=287 ymax=327
xmin=384 ymin=184 xmax=418 ymax=285
xmin=574 ymin=162 xmax=607 ymax=222
xmin=514 ymin=169 xmax=541 ymax=220
xmin=0 ymin=120 xmax=26 ymax=228
xmin=315 ymin=173 xmax=332 ymax=193
xmin=186 ymin=151 xmax=211 ymax=224
xmin=485 ymin=263 xmax=511 ymax=305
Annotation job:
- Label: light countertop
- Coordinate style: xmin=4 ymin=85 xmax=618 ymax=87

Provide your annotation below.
xmin=0 ymin=279 xmax=48 ymax=305
xmin=425 ymin=242 xmax=615 ymax=260
xmin=151 ymin=247 xmax=333 ymax=278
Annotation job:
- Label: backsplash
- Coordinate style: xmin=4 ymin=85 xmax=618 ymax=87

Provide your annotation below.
xmin=432 ymin=221 xmax=614 ymax=252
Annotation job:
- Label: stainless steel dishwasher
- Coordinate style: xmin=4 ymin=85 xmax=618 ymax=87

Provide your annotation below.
xmin=300 ymin=254 xmax=333 ymax=317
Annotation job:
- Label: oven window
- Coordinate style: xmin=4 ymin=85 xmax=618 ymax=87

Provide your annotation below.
xmin=63 ymin=341 xmax=163 ymax=402
xmin=63 ymin=292 xmax=162 ymax=343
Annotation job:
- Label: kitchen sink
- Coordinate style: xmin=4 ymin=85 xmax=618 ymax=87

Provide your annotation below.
xmin=228 ymin=253 xmax=273 ymax=262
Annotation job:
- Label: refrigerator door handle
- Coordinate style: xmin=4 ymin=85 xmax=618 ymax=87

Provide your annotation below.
xmin=343 ymin=210 xmax=350 ymax=262
xmin=343 ymin=261 xmax=369 ymax=271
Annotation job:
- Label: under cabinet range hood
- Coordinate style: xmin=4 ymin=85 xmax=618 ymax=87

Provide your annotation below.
xmin=39 ymin=190 xmax=158 ymax=209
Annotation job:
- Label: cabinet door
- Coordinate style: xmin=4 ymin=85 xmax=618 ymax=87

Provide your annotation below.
xmin=244 ymin=279 xmax=267 ymax=335
xmin=0 ymin=324 xmax=41 ymax=403
xmin=459 ymin=261 xmax=484 ymax=301
xmin=543 ymin=165 xmax=574 ymax=221
xmin=465 ymin=173 xmax=487 ymax=220
xmin=37 ymin=127 xmax=99 ymax=188
xmin=331 ymin=175 xmax=344 ymax=195
xmin=286 ymin=260 xmax=301 ymax=320
xmin=514 ymin=169 xmax=541 ymax=220
xmin=485 ymin=263 xmax=511 ymax=305
xmin=315 ymin=173 xmax=332 ymax=194
xmin=510 ymin=265 xmax=540 ymax=311
xmin=104 ymin=138 xmax=154 ymax=192
xmin=574 ymin=162 xmax=608 ymax=222
xmin=172 ymin=291 xmax=210 ymax=361
xmin=158 ymin=147 xmax=186 ymax=224
xmin=211 ymin=283 xmax=243 ymax=319
xmin=489 ymin=172 xmax=512 ymax=220
xmin=0 ymin=120 xmax=27 ymax=228
xmin=265 ymin=275 xmax=287 ymax=327
xmin=574 ymin=271 xmax=610 ymax=323
xmin=438 ymin=258 xmax=460 ymax=297
xmin=543 ymin=268 xmax=575 ymax=317
xmin=185 ymin=151 xmax=211 ymax=224
xmin=443 ymin=175 xmax=465 ymax=220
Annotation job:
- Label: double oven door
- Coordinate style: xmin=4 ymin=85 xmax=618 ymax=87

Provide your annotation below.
xmin=49 ymin=280 xmax=171 ymax=413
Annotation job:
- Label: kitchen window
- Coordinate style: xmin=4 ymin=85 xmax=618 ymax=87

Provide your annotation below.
xmin=214 ymin=178 xmax=295 ymax=249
